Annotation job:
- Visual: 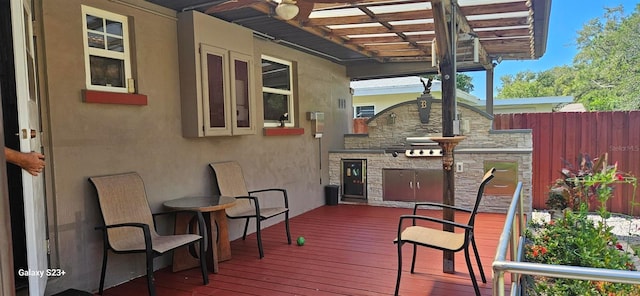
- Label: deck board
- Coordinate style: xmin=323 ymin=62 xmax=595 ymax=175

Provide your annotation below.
xmin=100 ymin=205 xmax=508 ymax=296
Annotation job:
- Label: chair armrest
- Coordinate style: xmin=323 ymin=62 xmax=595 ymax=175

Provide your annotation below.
xmin=248 ymin=188 xmax=289 ymax=208
xmin=235 ymin=195 xmax=262 ymax=217
xmin=95 ymin=223 xmax=153 ymax=253
xmin=413 ymin=202 xmax=472 ymax=214
xmin=397 ymin=214 xmax=472 ymax=233
xmin=152 ymin=210 xmax=207 ymax=238
xmin=95 ymin=222 xmax=150 ymax=231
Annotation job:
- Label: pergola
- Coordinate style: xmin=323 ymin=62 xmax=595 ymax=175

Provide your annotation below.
xmin=147 ymin=0 xmax=551 ymax=274
xmin=148 ymin=0 xmax=550 ymax=95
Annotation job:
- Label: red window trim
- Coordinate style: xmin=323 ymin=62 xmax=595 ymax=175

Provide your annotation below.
xmin=83 ymin=89 xmax=148 ymax=106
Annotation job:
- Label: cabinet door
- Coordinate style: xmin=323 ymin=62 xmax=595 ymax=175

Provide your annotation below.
xmin=415 ymin=169 xmax=443 ymax=202
xmin=200 ymin=44 xmax=231 ymax=136
xmin=230 ymin=51 xmax=255 ymax=135
xmin=484 ymin=161 xmax=518 ymax=195
xmin=383 ymin=169 xmax=415 ymax=201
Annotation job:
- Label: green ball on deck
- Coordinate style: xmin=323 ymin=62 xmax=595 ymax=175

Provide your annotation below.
xmin=296 ymin=236 xmax=305 ymax=246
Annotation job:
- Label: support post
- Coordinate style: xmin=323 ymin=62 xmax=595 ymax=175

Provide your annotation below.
xmin=431 ymin=136 xmax=465 ymax=273
xmin=432 ymin=0 xmax=458 ymax=274
xmin=486 ymin=66 xmax=494 ymax=115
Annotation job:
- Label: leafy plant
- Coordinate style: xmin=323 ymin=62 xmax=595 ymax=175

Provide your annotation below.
xmin=547 ymin=153 xmax=637 ymax=217
xmin=525 ymin=205 xmax=640 ymax=295
xmin=527 ymin=154 xmax=640 ymax=295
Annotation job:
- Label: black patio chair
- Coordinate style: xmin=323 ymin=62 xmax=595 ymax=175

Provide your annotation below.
xmin=210 ymin=161 xmax=291 ymax=259
xmin=90 ymin=172 xmax=209 ymax=296
xmin=394 ymin=167 xmax=495 ymax=296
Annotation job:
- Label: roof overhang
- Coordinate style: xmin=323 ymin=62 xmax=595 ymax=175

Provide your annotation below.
xmin=146 ymin=0 xmax=551 ymax=79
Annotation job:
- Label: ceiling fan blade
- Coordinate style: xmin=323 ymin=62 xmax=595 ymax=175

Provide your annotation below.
xmin=295 ymin=1 xmax=315 ymax=21
xmin=205 ymin=0 xmax=260 ymax=14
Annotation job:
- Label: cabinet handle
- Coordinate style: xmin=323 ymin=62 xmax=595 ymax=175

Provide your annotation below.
xmin=409 ymin=181 xmax=413 ymax=189
xmin=416 ymin=181 xmax=420 ymax=189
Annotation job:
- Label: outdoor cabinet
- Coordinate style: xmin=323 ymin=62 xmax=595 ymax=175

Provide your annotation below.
xmin=484 ymin=161 xmax=518 ymax=195
xmin=178 ymin=10 xmax=256 ymax=137
xmin=383 ymin=169 xmax=443 ymax=202
xmin=199 ymin=45 xmax=255 ymax=136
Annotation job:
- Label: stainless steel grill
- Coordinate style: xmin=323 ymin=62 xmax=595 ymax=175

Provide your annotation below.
xmin=387 ymin=137 xmax=443 ymax=157
xmin=405 ymin=137 xmax=443 ymax=157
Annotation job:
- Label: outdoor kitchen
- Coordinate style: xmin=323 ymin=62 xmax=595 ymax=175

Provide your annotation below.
xmin=329 ymin=92 xmax=534 ymax=213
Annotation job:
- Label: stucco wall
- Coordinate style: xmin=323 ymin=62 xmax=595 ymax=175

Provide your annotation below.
xmin=329 ymin=95 xmax=533 ymax=213
xmin=38 ymin=1 xmax=351 ymax=294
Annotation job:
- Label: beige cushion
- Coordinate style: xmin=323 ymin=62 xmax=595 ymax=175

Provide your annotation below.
xmin=399 ymin=226 xmax=466 ymax=251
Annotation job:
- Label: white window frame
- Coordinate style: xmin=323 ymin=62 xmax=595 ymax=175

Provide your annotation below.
xmin=81 ymin=5 xmax=132 ymax=93
xmin=354 ymin=105 xmax=375 ymax=118
xmin=262 ymin=55 xmax=295 ymax=127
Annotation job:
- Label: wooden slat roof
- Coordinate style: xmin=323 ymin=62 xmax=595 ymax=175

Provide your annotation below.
xmin=147 ymin=0 xmax=551 ymax=79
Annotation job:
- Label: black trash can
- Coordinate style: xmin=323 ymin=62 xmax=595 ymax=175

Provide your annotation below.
xmin=325 ymin=185 xmax=339 ymax=206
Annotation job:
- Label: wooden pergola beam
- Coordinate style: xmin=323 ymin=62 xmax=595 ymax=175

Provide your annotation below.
xmin=251 ymin=2 xmax=385 ymax=62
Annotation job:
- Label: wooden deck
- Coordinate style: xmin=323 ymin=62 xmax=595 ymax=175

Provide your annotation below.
xmin=101 ymin=205 xmax=508 ymax=296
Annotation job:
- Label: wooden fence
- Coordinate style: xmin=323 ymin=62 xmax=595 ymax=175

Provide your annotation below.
xmin=493 ymin=111 xmax=640 ymax=215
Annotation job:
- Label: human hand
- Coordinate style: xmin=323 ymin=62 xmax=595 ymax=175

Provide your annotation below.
xmin=17 ymin=151 xmax=45 ymax=176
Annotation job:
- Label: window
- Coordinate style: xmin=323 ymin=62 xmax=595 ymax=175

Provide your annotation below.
xmin=82 ymin=6 xmax=132 ymax=93
xmin=262 ymin=56 xmax=294 ymax=127
xmin=355 ymin=105 xmax=375 ymax=118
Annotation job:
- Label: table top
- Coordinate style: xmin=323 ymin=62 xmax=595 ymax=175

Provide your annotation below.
xmin=163 ymin=195 xmax=236 ymax=212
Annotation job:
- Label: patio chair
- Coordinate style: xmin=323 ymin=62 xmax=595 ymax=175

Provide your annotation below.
xmin=210 ymin=161 xmax=291 ymax=258
xmin=89 ymin=172 xmax=209 ymax=296
xmin=394 ymin=167 xmax=495 ymax=296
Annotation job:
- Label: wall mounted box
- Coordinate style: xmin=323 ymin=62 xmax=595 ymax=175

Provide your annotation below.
xmin=307 ymin=111 xmax=324 ymax=137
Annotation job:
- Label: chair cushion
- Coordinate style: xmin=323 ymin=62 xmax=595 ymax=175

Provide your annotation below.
xmin=111 ymin=233 xmax=201 ymax=254
xmin=152 ymin=234 xmax=202 ymax=253
xmin=398 ymin=226 xmax=465 ymax=251
xmin=226 ymin=207 xmax=288 ymax=219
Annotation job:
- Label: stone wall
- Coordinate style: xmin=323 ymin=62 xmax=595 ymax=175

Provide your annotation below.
xmin=330 ymin=95 xmax=533 ymax=213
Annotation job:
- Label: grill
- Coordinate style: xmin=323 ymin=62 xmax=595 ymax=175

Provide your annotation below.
xmin=387 ymin=137 xmax=443 ymax=157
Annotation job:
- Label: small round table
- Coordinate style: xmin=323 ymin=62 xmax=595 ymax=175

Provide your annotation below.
xmin=164 ymin=195 xmax=236 ymax=273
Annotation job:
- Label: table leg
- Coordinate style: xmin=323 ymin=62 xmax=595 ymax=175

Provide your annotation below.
xmin=212 ymin=210 xmax=232 ymax=261
xmin=171 ymin=212 xmax=201 ymax=272
xmin=171 ymin=210 xmax=229 ymax=273
xmin=204 ymin=212 xmax=219 ymax=273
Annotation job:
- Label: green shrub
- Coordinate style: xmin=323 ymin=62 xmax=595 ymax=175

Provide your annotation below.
xmin=527 ymin=153 xmax=640 ymax=295
xmin=525 ymin=206 xmax=640 ymax=295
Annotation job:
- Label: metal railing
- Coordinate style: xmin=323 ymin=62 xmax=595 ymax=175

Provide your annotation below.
xmin=491 ymin=182 xmax=640 ymax=296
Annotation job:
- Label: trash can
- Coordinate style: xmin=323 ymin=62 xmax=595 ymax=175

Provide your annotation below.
xmin=325 ymin=185 xmax=339 ymax=206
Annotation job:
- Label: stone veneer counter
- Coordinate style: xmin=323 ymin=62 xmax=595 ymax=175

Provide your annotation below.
xmin=328 ymin=148 xmax=532 ymax=213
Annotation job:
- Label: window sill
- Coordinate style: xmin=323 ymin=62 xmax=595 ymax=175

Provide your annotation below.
xmin=83 ymin=89 xmax=148 ymax=105
xmin=263 ymin=127 xmax=304 ymax=136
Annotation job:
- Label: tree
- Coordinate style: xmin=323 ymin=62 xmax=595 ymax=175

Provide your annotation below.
xmin=571 ymin=5 xmax=640 ymax=110
xmin=496 ymin=5 xmax=640 ymax=110
xmin=497 ymin=66 xmax=575 ymax=99
xmin=455 ymin=73 xmax=474 ymax=93
xmin=423 ymin=73 xmax=475 ymax=93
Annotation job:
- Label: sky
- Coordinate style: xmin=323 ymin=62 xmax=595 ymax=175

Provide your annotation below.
xmin=468 ymin=0 xmax=639 ymax=100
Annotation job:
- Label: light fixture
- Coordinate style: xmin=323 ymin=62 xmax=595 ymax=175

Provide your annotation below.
xmin=275 ymin=0 xmax=299 ymax=20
